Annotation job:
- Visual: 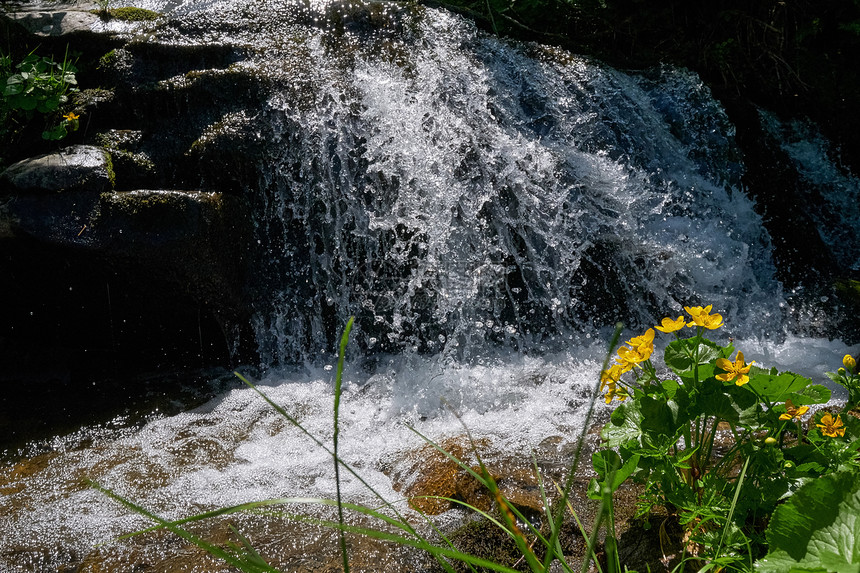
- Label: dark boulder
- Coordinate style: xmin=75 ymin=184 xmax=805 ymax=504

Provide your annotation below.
xmin=1 ymin=146 xmax=255 ymax=389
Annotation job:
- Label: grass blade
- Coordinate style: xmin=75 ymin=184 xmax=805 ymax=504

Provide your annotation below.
xmin=333 ymin=316 xmax=355 ymax=573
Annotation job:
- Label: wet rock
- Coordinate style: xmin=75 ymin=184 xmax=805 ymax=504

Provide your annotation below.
xmin=75 ymin=513 xmax=436 ymax=573
xmin=0 ymin=178 xmax=254 ymax=378
xmin=0 ymin=145 xmax=113 ymax=195
xmin=385 ymin=436 xmax=548 ymax=522
xmin=1 ymin=5 xmax=102 ymax=38
xmin=0 ymin=452 xmax=60 ymax=497
xmin=386 ymin=437 xmax=485 ymax=515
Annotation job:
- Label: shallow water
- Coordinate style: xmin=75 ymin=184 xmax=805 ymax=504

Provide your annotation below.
xmin=0 ymin=335 xmax=853 ymax=571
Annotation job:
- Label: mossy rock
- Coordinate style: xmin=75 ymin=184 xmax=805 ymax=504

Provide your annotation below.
xmin=836 ymin=279 xmax=860 ymax=307
xmin=107 ymin=7 xmax=162 ymax=21
xmin=447 ymin=517 xmax=583 ymax=572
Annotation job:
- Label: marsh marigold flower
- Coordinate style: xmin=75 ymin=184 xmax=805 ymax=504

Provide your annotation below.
xmin=604 ymin=382 xmax=629 ymax=404
xmin=715 ymin=351 xmax=754 ymax=386
xmin=616 ymin=346 xmax=648 ymax=368
xmin=626 ymin=328 xmax=655 ymax=349
xmin=655 ymin=315 xmax=685 ymax=333
xmin=844 ymin=354 xmax=857 ymax=374
xmin=684 ymin=305 xmax=724 ymax=329
xmin=613 ymin=328 xmax=655 ymax=371
xmin=816 ymin=412 xmax=845 ymax=438
xmin=63 ymin=111 xmax=79 ymax=122
xmin=779 ymin=399 xmax=809 ymax=421
xmin=600 ymin=364 xmax=625 ymax=390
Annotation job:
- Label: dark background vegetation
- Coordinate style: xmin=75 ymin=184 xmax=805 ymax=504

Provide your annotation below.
xmin=430 ymin=0 xmax=860 ymax=172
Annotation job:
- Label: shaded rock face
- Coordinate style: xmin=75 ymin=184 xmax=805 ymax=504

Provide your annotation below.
xmin=0 ymin=143 xmax=254 ymax=411
xmin=1 ymin=4 xmax=262 ymax=391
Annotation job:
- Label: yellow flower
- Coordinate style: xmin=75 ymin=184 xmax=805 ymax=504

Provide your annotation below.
xmin=684 ymin=304 xmax=711 ymax=318
xmin=715 ymin=351 xmax=754 ymax=386
xmin=779 ymin=399 xmax=810 ymax=421
xmin=655 ymin=315 xmax=686 ymax=333
xmin=617 ymin=345 xmax=650 ymax=366
xmin=600 ymin=364 xmax=625 ymax=390
xmin=616 ymin=328 xmax=655 ymax=367
xmin=684 ymin=305 xmax=723 ymax=329
xmin=604 ymin=382 xmax=629 ymax=404
xmin=816 ymin=412 xmax=845 ymax=438
xmin=626 ymin=328 xmax=655 ymax=349
xmin=844 ymin=354 xmax=857 ymax=374
xmin=63 ymin=111 xmax=79 ymax=122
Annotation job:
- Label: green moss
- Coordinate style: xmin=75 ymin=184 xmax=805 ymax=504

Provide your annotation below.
xmin=98 ymin=50 xmax=117 ymax=69
xmin=109 ymin=7 xmax=161 ymax=21
xmin=836 ymin=279 xmax=860 ymax=306
xmin=104 ymin=151 xmax=116 ymax=190
xmin=447 ymin=519 xmax=525 ymax=572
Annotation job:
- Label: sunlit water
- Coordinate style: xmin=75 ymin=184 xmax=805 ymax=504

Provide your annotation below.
xmin=3 ymin=0 xmax=859 ymax=570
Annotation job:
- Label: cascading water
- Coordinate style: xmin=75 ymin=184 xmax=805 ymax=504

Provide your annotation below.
xmin=1 ymin=0 xmax=857 ymax=571
xmin=245 ymin=8 xmax=780 ymax=365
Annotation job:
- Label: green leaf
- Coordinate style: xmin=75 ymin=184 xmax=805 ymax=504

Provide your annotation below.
xmin=3 ymin=82 xmax=23 ymax=96
xmin=821 ymin=551 xmax=860 ymax=573
xmin=589 ymin=451 xmax=641 ymax=499
xmin=756 ymin=471 xmax=860 ymax=573
xmin=43 ymin=95 xmax=61 ymax=111
xmin=42 ymin=123 xmax=68 ymax=140
xmin=639 ymin=395 xmax=680 ymax=436
xmin=18 ymin=96 xmax=38 ymax=111
xmin=664 ymin=337 xmax=725 ymax=379
xmin=602 ymin=401 xmax=642 ymax=447
xmin=788 ymin=384 xmax=832 ymax=406
xmin=747 ymin=371 xmax=813 ymax=402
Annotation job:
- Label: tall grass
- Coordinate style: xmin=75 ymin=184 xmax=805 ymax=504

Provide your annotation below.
xmin=91 ymin=320 xmax=625 ymax=572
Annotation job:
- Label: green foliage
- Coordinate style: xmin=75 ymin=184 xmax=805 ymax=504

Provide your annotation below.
xmin=597 ymin=306 xmax=857 ymax=568
xmin=756 ymin=470 xmax=860 ymax=573
xmin=0 ymin=48 xmax=80 ymax=141
xmin=826 ymin=354 xmax=860 ymax=410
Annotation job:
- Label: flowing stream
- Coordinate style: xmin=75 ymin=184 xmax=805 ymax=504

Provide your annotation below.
xmin=1 ymin=0 xmax=858 ymax=570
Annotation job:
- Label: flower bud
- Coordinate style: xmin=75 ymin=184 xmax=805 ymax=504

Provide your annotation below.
xmin=764 ymin=436 xmax=778 ymax=446
xmin=844 ymin=354 xmax=857 ymax=373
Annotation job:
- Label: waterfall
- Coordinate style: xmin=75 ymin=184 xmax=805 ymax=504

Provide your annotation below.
xmin=218 ymin=4 xmax=784 ymax=366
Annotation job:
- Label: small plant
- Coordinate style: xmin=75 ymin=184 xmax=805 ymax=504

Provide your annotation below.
xmin=1 ymin=47 xmax=80 ymax=141
xmin=94 ymin=0 xmax=112 ymax=17
xmin=596 ymin=306 xmax=860 ymax=570
xmin=826 ymin=352 xmax=860 ymax=410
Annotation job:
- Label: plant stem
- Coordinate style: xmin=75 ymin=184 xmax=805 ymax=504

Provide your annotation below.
xmin=333 ymin=316 xmax=355 ymax=573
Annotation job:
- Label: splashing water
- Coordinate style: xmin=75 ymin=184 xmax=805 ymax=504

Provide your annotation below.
xmin=238 ymin=7 xmax=781 ymax=366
